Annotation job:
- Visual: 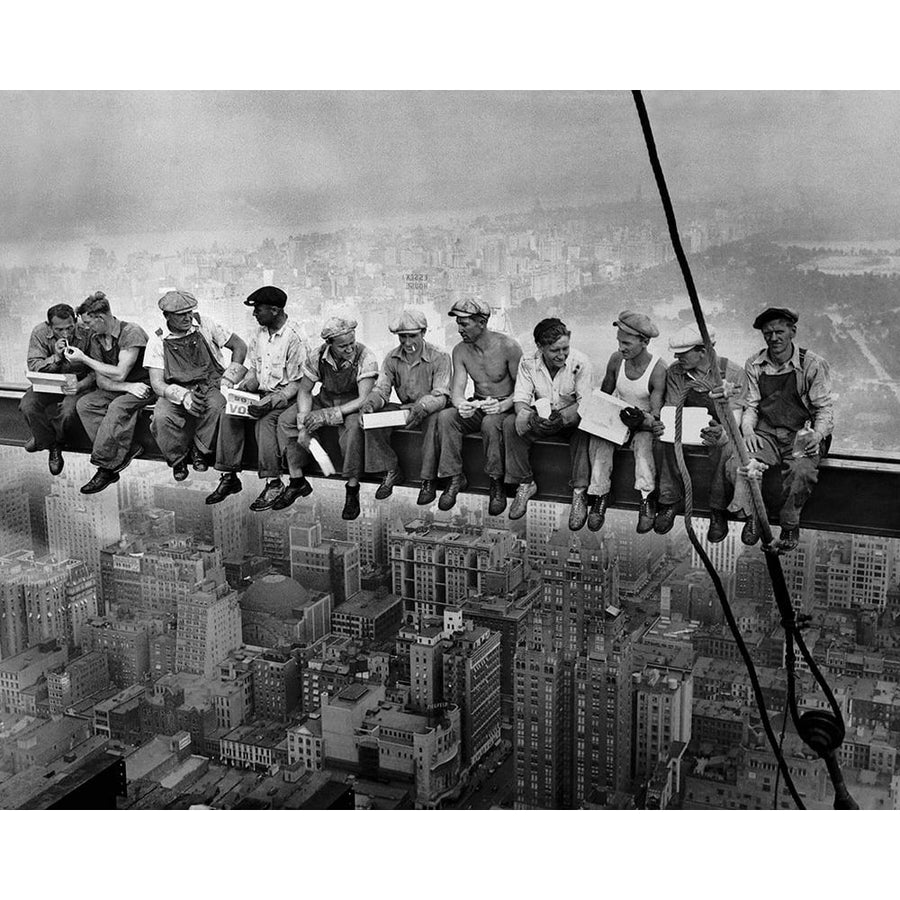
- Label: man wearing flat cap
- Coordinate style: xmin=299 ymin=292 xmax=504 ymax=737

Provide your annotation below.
xmin=206 ymin=285 xmax=307 ymax=511
xmin=504 ymin=317 xmax=596 ymax=528
xmin=359 ymin=308 xmax=451 ymax=502
xmin=653 ymin=325 xmax=746 ymax=542
xmin=586 ymin=311 xmax=667 ymax=533
xmin=146 ymin=290 xmax=247 ymax=482
xmin=275 ymin=315 xmax=378 ymax=520
xmin=433 ymin=298 xmax=522 ymax=514
xmin=728 ymin=307 xmax=833 ymax=553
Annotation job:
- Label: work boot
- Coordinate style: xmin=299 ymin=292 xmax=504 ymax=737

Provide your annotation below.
xmin=438 ymin=475 xmax=467 ymax=511
xmin=568 ymin=489 xmax=588 ymax=531
xmin=191 ymin=446 xmax=209 ymax=472
xmin=777 ymin=526 xmax=801 ymax=554
xmin=375 ymin=469 xmax=403 ymax=500
xmin=271 ymin=476 xmax=313 ymax=510
xmin=654 ymin=503 xmax=677 ymax=535
xmin=206 ymin=472 xmax=242 ymax=504
xmin=250 ymin=479 xmax=284 ymax=512
xmin=587 ymin=493 xmax=609 ymax=532
xmin=508 ymin=481 xmax=537 ymax=520
xmin=637 ymin=495 xmax=657 ymax=534
xmin=24 ymin=437 xmax=39 ymax=453
xmin=342 ymin=484 xmax=361 ymax=520
xmin=173 ymin=458 xmax=190 ymax=482
xmin=740 ymin=516 xmax=760 ymax=546
xmin=80 ymin=468 xmax=120 ymax=495
xmin=417 ymin=479 xmax=437 ymax=506
xmin=488 ymin=477 xmax=507 ymax=516
xmin=48 ymin=445 xmax=64 ymax=476
xmin=707 ymin=509 xmax=729 ymax=543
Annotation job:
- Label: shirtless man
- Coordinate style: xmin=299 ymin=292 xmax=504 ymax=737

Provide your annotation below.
xmin=587 ymin=311 xmax=666 ymax=533
xmin=433 ymin=298 xmax=522 ymax=514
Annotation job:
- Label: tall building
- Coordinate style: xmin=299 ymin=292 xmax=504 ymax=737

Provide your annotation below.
xmin=346 ymin=492 xmax=389 ymax=569
xmin=691 ymin=523 xmax=742 ymax=576
xmin=175 ymin=582 xmax=242 ymax=678
xmin=525 ymin=500 xmax=566 ymax=568
xmin=251 ymin=650 xmax=300 ymax=721
xmin=0 ymin=487 xmax=33 ymax=556
xmin=331 ymin=589 xmax=402 ymax=643
xmin=851 ymin=535 xmax=897 ymax=610
xmin=289 ymin=519 xmax=359 ymax=606
xmin=613 ymin=524 xmax=666 ymax=599
xmin=83 ymin=618 xmax=151 ymax=688
xmin=46 ymin=477 xmax=121 ymax=574
xmin=46 ymin=649 xmax=110 ymax=715
xmin=0 ymin=642 xmax=68 ymax=714
xmin=631 ymin=667 xmax=693 ymax=785
xmin=153 ymin=480 xmax=244 ymax=561
xmin=389 ymin=519 xmax=523 ymax=619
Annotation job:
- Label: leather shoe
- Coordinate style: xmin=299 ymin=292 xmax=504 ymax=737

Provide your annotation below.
xmin=654 ymin=503 xmax=677 ymax=535
xmin=417 ymin=480 xmax=436 ymax=506
xmin=80 ymin=468 xmax=120 ymax=494
xmin=249 ymin=479 xmax=284 ymax=512
xmin=587 ymin=493 xmax=609 ymax=532
xmin=637 ymin=495 xmax=657 ymax=534
xmin=24 ymin=437 xmax=39 ymax=453
xmin=777 ymin=526 xmax=801 ymax=554
xmin=740 ymin=517 xmax=761 ymax=546
xmin=48 ymin=446 xmax=64 ymax=476
xmin=488 ymin=477 xmax=507 ymax=516
xmin=707 ymin=509 xmax=729 ymax=543
xmin=568 ymin=489 xmax=588 ymax=531
xmin=509 ymin=481 xmax=537 ymax=520
xmin=173 ymin=459 xmax=190 ymax=482
xmin=191 ymin=447 xmax=209 ymax=472
xmin=438 ymin=475 xmax=467 ymax=511
xmin=375 ymin=469 xmax=403 ymax=500
xmin=271 ymin=477 xmax=313 ymax=510
xmin=206 ymin=473 xmax=242 ymax=505
xmin=342 ymin=484 xmax=361 ymax=520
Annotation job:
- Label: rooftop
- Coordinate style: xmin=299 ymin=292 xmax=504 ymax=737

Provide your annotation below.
xmin=334 ymin=589 xmax=401 ymax=618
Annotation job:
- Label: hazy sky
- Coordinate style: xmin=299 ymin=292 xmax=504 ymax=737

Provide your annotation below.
xmin=2 ymin=90 xmax=899 ymax=241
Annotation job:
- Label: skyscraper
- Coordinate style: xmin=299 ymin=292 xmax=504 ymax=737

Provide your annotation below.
xmin=153 ymin=480 xmax=244 ymax=561
xmin=47 ymin=477 xmax=120 ymax=574
xmin=175 ymin=582 xmax=242 ymax=679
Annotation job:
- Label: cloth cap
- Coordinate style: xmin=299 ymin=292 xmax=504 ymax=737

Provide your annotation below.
xmin=448 ymin=298 xmax=491 ymax=319
xmin=321 ymin=316 xmax=358 ymax=341
xmin=158 ymin=290 xmax=198 ymax=314
xmin=614 ymin=310 xmax=659 ymax=339
xmin=389 ymin=309 xmax=428 ymax=333
xmin=669 ymin=324 xmax=716 ymax=353
xmin=753 ymin=307 xmax=799 ymax=329
xmin=244 ymin=286 xmax=287 ymax=308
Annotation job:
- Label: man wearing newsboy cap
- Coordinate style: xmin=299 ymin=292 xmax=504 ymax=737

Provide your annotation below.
xmin=728 ymin=307 xmax=833 ymax=553
xmin=206 ymin=285 xmax=308 ymax=511
xmin=146 ymin=290 xmax=247 ymax=482
xmin=359 ymin=308 xmax=451 ymax=503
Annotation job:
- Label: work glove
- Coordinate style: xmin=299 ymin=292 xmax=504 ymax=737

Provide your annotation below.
xmin=620 ymin=406 xmax=645 ymax=430
xmin=405 ymin=403 xmax=427 ymax=429
xmin=220 ymin=362 xmax=248 ymax=392
xmin=323 ymin=406 xmax=344 ymax=427
xmin=700 ymin=423 xmax=727 ymax=447
xmin=183 ymin=390 xmax=207 ymax=417
xmin=304 ymin=409 xmax=327 ymax=433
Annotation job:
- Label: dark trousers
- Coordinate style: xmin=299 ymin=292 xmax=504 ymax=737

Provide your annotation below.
xmin=19 ymin=388 xmax=81 ymax=449
xmin=151 ymin=389 xmax=226 ymax=466
xmin=502 ymin=419 xmax=591 ymax=489
xmin=729 ymin=428 xmax=822 ymax=528
xmin=436 ymin=407 xmax=511 ymax=480
xmin=216 ymin=404 xmax=284 ymax=479
xmin=658 ymin=441 xmax=733 ymax=510
xmin=364 ymin=403 xmax=440 ymax=479
xmin=76 ymin=388 xmax=153 ymax=470
xmin=278 ymin=402 xmax=365 ymax=481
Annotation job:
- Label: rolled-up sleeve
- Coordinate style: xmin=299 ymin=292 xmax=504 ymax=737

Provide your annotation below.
xmin=741 ymin=358 xmax=761 ymax=432
xmin=357 ymin=346 xmax=380 ymax=382
xmin=418 ymin=351 xmax=452 ymax=414
xmin=806 ymin=356 xmax=834 ymax=440
xmin=572 ymin=358 xmax=593 ymax=403
xmin=512 ymin=357 xmax=536 ymax=405
xmin=371 ymin=357 xmax=398 ymax=406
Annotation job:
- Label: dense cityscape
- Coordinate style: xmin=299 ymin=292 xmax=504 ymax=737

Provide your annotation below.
xmin=0 ymin=197 xmax=898 ymax=811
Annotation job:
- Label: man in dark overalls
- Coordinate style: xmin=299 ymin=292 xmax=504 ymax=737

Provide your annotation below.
xmin=64 ymin=291 xmax=154 ymax=494
xmin=729 ymin=307 xmax=834 ymax=553
xmin=276 ymin=316 xmax=378 ymax=519
xmin=146 ymin=290 xmax=248 ymax=481
xmin=654 ymin=325 xmax=747 ymax=542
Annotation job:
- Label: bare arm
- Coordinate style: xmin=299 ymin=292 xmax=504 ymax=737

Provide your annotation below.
xmin=648 ymin=359 xmax=667 ymax=418
xmin=600 ymin=354 xmax=620 ymax=394
xmin=498 ymin=341 xmax=524 ymax=414
xmin=295 ymin=376 xmax=316 ymax=419
xmin=224 ymin=333 xmax=248 ymax=365
xmin=69 ymin=346 xmax=139 ymax=382
xmin=449 ymin=344 xmax=469 ymax=409
xmin=340 ymin=377 xmax=376 ymax=415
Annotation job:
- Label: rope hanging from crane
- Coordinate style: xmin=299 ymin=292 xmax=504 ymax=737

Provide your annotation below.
xmin=630 ymin=90 xmax=857 ymax=810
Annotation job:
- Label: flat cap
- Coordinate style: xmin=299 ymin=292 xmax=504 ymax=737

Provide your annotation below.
xmin=244 ymin=286 xmax=287 ymax=308
xmin=753 ymin=307 xmax=799 ymax=329
xmin=614 ymin=310 xmax=659 ymax=339
xmin=668 ymin=324 xmax=715 ymax=353
xmin=448 ymin=297 xmax=491 ymax=319
xmin=321 ymin=316 xmax=358 ymax=341
xmin=158 ymin=290 xmax=198 ymax=314
xmin=389 ymin=309 xmax=428 ymax=333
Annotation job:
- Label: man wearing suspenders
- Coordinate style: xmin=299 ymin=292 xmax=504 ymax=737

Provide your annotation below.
xmin=146 ymin=290 xmax=247 ymax=482
xmin=730 ymin=307 xmax=834 ymax=553
xmin=587 ymin=311 xmax=667 ymax=533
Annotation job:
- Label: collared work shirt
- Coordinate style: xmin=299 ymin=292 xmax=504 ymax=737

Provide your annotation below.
xmin=664 ymin=356 xmax=747 ymax=419
xmin=26 ymin=322 xmax=93 ymax=374
xmin=512 ymin=348 xmax=592 ymax=411
xmin=246 ymin=317 xmax=307 ymax=393
xmin=87 ymin=317 xmax=150 ymax=383
xmin=144 ymin=315 xmax=233 ymax=370
xmin=743 ymin=343 xmax=834 ymax=439
xmin=302 ymin=341 xmax=379 ymax=385
xmin=370 ymin=341 xmax=451 ymax=414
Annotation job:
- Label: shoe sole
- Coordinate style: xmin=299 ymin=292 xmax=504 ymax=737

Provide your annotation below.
xmin=417 ymin=494 xmax=436 ymax=506
xmin=80 ymin=473 xmax=120 ymax=494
